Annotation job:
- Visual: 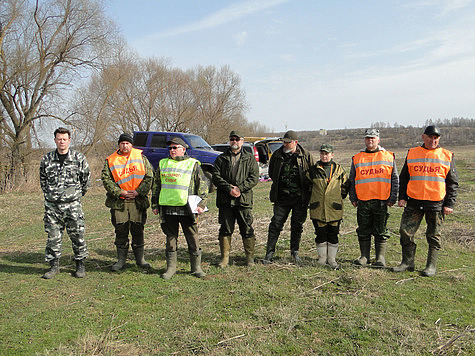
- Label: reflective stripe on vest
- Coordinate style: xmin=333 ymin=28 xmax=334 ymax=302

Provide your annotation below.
xmin=158 ymin=158 xmax=199 ymax=206
xmin=406 ymin=146 xmax=452 ymax=201
xmin=353 ymin=150 xmax=394 ymax=201
xmin=107 ymin=148 xmax=145 ymax=193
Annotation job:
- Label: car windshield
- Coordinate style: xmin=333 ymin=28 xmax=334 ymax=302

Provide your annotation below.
xmin=184 ymin=134 xmax=212 ymax=150
xmin=268 ymin=142 xmax=283 ymax=153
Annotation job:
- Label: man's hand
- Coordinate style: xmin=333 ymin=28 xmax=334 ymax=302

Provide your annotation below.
xmin=398 ymin=199 xmax=407 ymax=207
xmin=196 ymin=206 xmax=205 ymax=215
xmin=351 ymin=201 xmax=358 ymax=208
xmin=152 ymin=208 xmax=159 ymax=215
xmin=230 ymin=185 xmax=241 ymax=198
xmin=443 ymin=206 xmax=454 ymax=215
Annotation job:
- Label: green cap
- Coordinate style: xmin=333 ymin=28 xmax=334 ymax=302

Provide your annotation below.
xmin=320 ymin=143 xmax=334 ymax=153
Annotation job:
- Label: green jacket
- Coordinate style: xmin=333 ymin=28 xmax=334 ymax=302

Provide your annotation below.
xmin=101 ymin=151 xmax=154 ymax=211
xmin=212 ymin=148 xmax=259 ymax=208
xmin=306 ymin=160 xmax=349 ymax=222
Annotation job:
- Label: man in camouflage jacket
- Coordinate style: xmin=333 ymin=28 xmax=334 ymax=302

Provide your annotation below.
xmin=39 ymin=127 xmax=91 ymax=279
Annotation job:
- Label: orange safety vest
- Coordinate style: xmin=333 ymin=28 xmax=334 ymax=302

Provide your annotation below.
xmin=353 ymin=150 xmax=394 ymax=201
xmin=107 ymin=148 xmax=146 ymax=194
xmin=406 ymin=146 xmax=452 ymax=201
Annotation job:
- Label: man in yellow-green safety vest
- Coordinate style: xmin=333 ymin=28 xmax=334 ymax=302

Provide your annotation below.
xmin=151 ymin=137 xmax=209 ymax=280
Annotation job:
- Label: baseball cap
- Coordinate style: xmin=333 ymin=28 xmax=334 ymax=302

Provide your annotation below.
xmin=423 ymin=125 xmax=441 ymax=136
xmin=364 ymin=128 xmax=380 ymax=138
xmin=282 ymin=130 xmax=298 ymax=143
xmin=320 ymin=143 xmax=334 ymax=153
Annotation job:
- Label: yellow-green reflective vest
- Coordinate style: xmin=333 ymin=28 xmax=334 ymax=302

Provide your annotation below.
xmin=158 ymin=158 xmax=199 ymax=206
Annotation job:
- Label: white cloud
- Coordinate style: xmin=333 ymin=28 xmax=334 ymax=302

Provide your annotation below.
xmin=146 ymin=0 xmax=292 ymax=40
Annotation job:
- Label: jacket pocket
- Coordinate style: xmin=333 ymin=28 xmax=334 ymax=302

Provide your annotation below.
xmin=309 ymin=201 xmax=320 ymax=209
xmin=332 ymin=202 xmax=342 ymax=210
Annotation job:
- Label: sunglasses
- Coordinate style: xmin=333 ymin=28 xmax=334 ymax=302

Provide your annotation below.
xmin=168 ymin=146 xmax=182 ymax=150
xmin=229 ymin=137 xmax=241 ymax=142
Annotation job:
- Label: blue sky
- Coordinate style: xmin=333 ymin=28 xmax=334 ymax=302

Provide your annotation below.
xmin=106 ymin=0 xmax=475 ymax=132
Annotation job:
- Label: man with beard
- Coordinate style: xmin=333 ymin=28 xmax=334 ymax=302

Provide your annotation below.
xmin=212 ymin=130 xmax=259 ymax=267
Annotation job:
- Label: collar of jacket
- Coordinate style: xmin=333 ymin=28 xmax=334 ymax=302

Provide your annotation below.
xmin=168 ymin=153 xmax=190 ymax=161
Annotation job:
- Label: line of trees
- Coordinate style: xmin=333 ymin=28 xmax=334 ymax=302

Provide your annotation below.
xmin=0 ymin=0 xmax=264 ymax=191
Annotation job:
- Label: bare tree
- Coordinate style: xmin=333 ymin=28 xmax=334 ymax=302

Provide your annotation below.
xmin=191 ymin=65 xmax=248 ymax=143
xmin=0 ymin=0 xmax=118 ymax=188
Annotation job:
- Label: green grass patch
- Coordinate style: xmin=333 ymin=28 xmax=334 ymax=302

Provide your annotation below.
xmin=0 ymin=147 xmax=473 ymax=355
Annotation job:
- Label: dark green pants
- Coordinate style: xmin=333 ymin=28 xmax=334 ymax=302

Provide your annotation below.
xmin=218 ymin=206 xmax=255 ymax=239
xmin=356 ymin=200 xmax=390 ymax=242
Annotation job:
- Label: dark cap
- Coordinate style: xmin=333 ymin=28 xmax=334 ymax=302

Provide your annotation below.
xmin=118 ymin=133 xmax=133 ymax=145
xmin=364 ymin=128 xmax=380 ymax=138
xmin=167 ymin=137 xmax=188 ymax=148
xmin=282 ymin=130 xmax=298 ymax=143
xmin=320 ymin=143 xmax=334 ymax=153
xmin=423 ymin=125 xmax=441 ymax=136
xmin=229 ymin=130 xmax=243 ymax=138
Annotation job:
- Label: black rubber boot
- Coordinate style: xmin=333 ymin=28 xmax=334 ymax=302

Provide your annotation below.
xmin=392 ymin=244 xmax=416 ymax=272
xmin=133 ymin=246 xmax=151 ymax=269
xmin=372 ymin=240 xmax=387 ymax=268
xmin=42 ymin=259 xmax=59 ymax=279
xmin=421 ymin=247 xmax=438 ymax=277
xmin=111 ymin=247 xmax=128 ymax=272
xmin=291 ymin=250 xmax=301 ymax=264
xmin=353 ymin=240 xmax=371 ymax=266
xmin=263 ymin=235 xmax=278 ymax=264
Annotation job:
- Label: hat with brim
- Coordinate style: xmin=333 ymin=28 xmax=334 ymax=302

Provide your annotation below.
xmin=167 ymin=137 xmax=189 ymax=148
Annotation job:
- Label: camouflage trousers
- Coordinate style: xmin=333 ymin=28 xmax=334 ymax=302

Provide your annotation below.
xmin=356 ymin=200 xmax=390 ymax=242
xmin=399 ymin=206 xmax=444 ymax=250
xmin=43 ymin=200 xmax=88 ymax=262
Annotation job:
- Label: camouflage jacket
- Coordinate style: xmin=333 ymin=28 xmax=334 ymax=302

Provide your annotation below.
xmin=40 ymin=149 xmax=91 ymax=203
xmin=101 ymin=151 xmax=154 ymax=211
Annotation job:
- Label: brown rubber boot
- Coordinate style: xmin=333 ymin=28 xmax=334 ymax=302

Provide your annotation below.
xmin=243 ymin=236 xmax=255 ymax=266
